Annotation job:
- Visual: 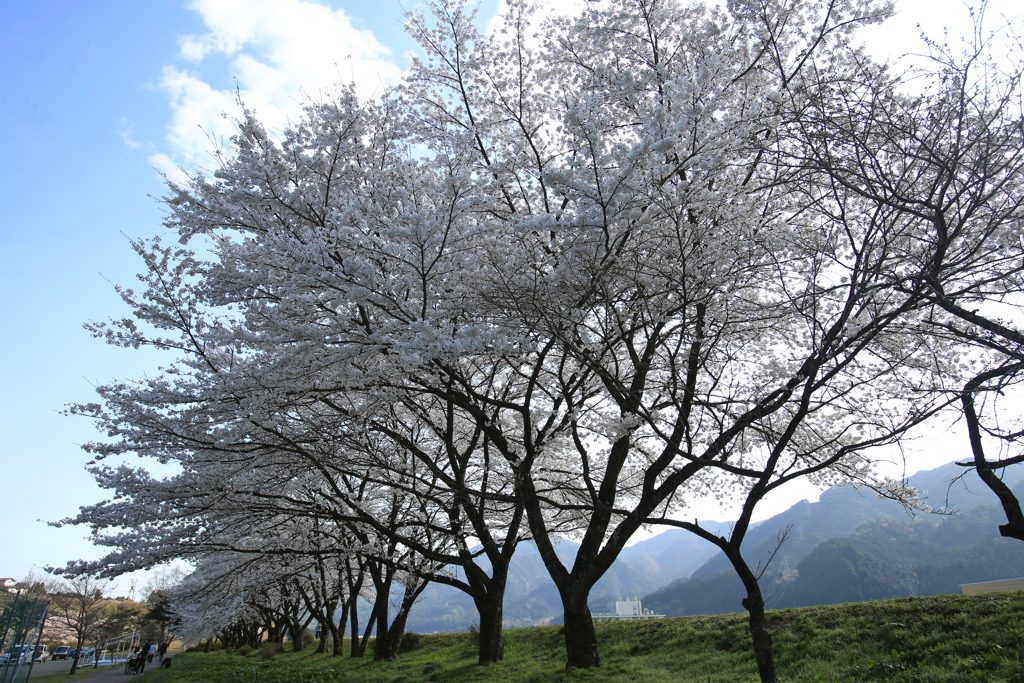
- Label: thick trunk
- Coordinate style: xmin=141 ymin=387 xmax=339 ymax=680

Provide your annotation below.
xmin=371 ymin=584 xmax=393 ymax=662
xmin=374 ymin=610 xmax=404 ymax=661
xmin=517 ymin=470 xmax=630 ymax=672
xmin=316 ymin=604 xmax=340 ymax=655
xmin=345 ymin=558 xmax=369 ymax=657
xmin=333 ymin=603 xmax=348 ymax=656
xmin=315 ymin=625 xmax=327 ymax=654
xmin=313 ymin=605 xmax=338 ymax=655
xmin=742 ymin=590 xmax=777 ymax=683
xmin=374 ymin=578 xmax=429 ymax=662
xmin=288 ymin=621 xmax=305 ymax=652
xmin=348 ymin=596 xmax=363 ymax=657
xmin=561 ymin=593 xmax=601 ymax=671
xmin=473 ymin=586 xmax=505 ymax=665
xmin=723 ymin=545 xmax=778 ymax=683
xmin=263 ymin=617 xmax=280 ymax=644
xmin=963 ymin=387 xmax=1024 ymax=540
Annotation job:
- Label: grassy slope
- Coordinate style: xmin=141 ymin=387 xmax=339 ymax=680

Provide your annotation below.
xmin=139 ymin=592 xmax=1024 ymax=683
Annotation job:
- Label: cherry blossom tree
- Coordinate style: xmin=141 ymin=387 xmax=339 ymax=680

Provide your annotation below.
xmin=61 ymin=0 xmax=1021 ymax=680
xmin=796 ymin=5 xmax=1024 ymax=540
xmin=391 ymin=0 xmax=959 ymax=677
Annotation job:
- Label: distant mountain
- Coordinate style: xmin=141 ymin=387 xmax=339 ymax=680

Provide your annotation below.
xmin=405 ymin=526 xmax=729 ymax=632
xmin=619 ymin=521 xmax=735 ymax=583
xmin=405 ymin=461 xmax=1024 ymax=631
xmin=643 ymin=463 xmax=1024 ymax=617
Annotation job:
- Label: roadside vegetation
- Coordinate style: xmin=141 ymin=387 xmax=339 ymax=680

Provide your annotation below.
xmin=138 ymin=592 xmax=1024 ymax=683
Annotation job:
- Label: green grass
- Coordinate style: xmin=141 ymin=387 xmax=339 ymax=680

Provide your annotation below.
xmin=139 ymin=592 xmax=1024 ymax=682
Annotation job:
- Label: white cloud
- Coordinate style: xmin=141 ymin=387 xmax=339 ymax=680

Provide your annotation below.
xmin=158 ymin=66 xmax=238 ymax=167
xmin=153 ymin=0 xmax=404 ymax=174
xmin=117 ymin=120 xmax=143 ymax=151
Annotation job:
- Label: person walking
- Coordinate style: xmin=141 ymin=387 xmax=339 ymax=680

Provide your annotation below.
xmin=138 ymin=642 xmax=152 ymax=673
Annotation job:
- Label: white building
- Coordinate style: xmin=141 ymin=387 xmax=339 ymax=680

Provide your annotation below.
xmin=591 ymin=598 xmax=665 ymax=622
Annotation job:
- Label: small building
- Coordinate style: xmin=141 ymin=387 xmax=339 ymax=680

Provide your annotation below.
xmin=592 ymin=599 xmax=665 ymax=622
xmin=961 ymin=577 xmax=1024 ymax=595
xmin=0 ymin=578 xmax=16 ymax=591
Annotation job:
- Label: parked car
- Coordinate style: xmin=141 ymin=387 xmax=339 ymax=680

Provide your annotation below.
xmin=52 ymin=646 xmax=71 ymax=660
xmin=32 ymin=645 xmax=48 ymax=662
xmin=0 ymin=645 xmax=31 ymax=666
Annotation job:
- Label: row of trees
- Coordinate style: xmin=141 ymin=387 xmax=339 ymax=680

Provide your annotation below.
xmin=61 ymin=0 xmax=1024 ymax=680
xmin=3 ymin=573 xmax=172 ymax=675
xmin=168 ymin=543 xmax=417 ymax=658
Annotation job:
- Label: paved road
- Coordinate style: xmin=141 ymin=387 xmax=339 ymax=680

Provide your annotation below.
xmin=23 ymin=656 xmax=169 ymax=680
xmin=70 ymin=660 xmax=164 ymax=681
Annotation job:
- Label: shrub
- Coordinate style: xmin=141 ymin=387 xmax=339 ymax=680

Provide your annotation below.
xmin=237 ymin=645 xmax=252 ymax=656
xmin=260 ymin=642 xmax=280 ymax=660
xmin=399 ymin=632 xmax=422 ymax=652
xmin=302 ymin=632 xmax=315 ymax=647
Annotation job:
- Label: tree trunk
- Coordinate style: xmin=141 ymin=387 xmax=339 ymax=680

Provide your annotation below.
xmin=373 ymin=611 xmax=403 ymax=661
xmin=561 ymin=592 xmax=601 ymax=671
xmin=357 ymin=607 xmax=376 ymax=657
xmin=333 ymin=603 xmax=349 ymax=656
xmin=373 ymin=577 xmax=429 ymax=662
xmin=349 ymin=595 xmax=363 ymax=657
xmin=741 ymin=589 xmax=777 ymax=683
xmin=371 ymin=583 xmax=393 ymax=662
xmin=345 ymin=558 xmax=368 ymax=657
xmin=722 ymin=545 xmax=778 ymax=683
xmin=473 ymin=586 xmax=505 ymax=665
xmin=70 ymin=649 xmax=82 ymax=676
xmin=315 ymin=623 xmax=327 ymax=654
xmin=963 ymin=385 xmax=1024 ymax=540
xmin=288 ymin=621 xmax=305 ymax=652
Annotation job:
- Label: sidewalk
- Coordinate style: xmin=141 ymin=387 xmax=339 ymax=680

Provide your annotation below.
xmin=77 ymin=663 xmax=157 ymax=681
xmin=80 ymin=657 xmax=170 ymax=681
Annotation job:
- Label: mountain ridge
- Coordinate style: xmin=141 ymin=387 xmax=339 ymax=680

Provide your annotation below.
xmin=404 ymin=461 xmax=1024 ymax=632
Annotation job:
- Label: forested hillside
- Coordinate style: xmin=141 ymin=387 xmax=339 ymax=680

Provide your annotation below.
xmin=644 ymin=464 xmax=1024 ymax=617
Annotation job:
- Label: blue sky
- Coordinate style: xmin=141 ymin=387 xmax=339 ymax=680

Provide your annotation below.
xmin=0 ymin=0 xmax=1018 ymax=593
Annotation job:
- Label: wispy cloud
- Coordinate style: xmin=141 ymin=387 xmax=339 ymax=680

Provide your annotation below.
xmin=117 ymin=119 xmax=144 ymax=151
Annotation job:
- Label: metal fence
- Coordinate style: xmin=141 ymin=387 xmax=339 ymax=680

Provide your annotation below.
xmin=97 ymin=631 xmax=141 ymax=665
xmin=0 ymin=591 xmax=49 ymax=683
